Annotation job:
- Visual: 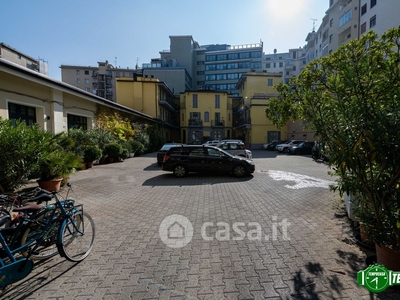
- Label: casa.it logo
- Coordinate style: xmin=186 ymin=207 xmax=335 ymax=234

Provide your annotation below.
xmin=159 ymin=214 xmax=194 ymax=249
xmin=357 ymin=264 xmax=400 ymax=293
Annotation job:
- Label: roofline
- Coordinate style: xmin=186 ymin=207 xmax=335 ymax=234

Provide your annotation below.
xmin=0 ymin=42 xmax=38 ymax=62
xmin=0 ymin=58 xmax=156 ymax=122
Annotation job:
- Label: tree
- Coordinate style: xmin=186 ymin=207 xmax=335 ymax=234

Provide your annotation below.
xmin=265 ymin=26 xmax=400 ymax=249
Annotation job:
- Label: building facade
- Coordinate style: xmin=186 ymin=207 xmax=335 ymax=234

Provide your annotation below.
xmin=0 ymin=58 xmax=156 ymax=135
xmin=115 ymin=75 xmax=180 ymax=143
xmin=234 ymin=72 xmax=288 ymax=148
xmin=61 ymin=61 xmax=140 ymax=102
xmin=179 ymin=91 xmax=233 ymax=144
xmin=0 ymin=43 xmax=48 ymax=75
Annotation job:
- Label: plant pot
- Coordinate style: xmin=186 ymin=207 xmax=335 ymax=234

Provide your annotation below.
xmin=106 ymin=157 xmax=115 ymax=163
xmin=129 ymin=153 xmax=135 ymax=158
xmin=375 ymin=244 xmax=400 ymax=271
xmin=86 ymin=161 xmax=94 ymax=169
xmin=37 ymin=178 xmax=63 ymax=192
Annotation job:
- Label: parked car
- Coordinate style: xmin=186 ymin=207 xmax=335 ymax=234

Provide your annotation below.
xmin=157 ymin=143 xmax=179 ymax=166
xmin=203 ymin=140 xmax=220 ymax=146
xmin=275 ymin=140 xmax=306 ymax=153
xmin=262 ymin=140 xmax=287 ymax=150
xmin=289 ymin=141 xmax=314 ymax=155
xmin=215 ymin=141 xmax=252 ymax=159
xmin=162 ymin=145 xmax=255 ymax=178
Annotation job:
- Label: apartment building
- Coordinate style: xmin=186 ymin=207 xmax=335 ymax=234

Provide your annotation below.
xmin=0 ymin=43 xmax=48 ymax=75
xmin=359 ymin=0 xmax=400 ymax=37
xmin=115 ymin=75 xmax=180 ymax=142
xmin=61 ymin=61 xmax=140 ymax=102
xmin=233 ymin=72 xmax=287 ymax=148
xmin=179 ymin=91 xmax=233 ymax=144
xmin=142 ymin=36 xmax=263 ymax=97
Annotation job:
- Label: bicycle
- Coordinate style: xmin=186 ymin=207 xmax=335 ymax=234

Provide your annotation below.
xmin=0 ymin=184 xmax=95 ymax=287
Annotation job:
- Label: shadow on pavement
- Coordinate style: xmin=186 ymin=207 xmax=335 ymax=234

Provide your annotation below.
xmin=142 ymin=173 xmax=253 ymax=186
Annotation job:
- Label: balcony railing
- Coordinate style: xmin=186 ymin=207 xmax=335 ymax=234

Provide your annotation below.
xmin=211 ymin=120 xmax=225 ymax=127
xmin=234 ymin=118 xmax=251 ymax=129
xmin=188 ymin=119 xmax=203 ymax=127
xmin=159 ymin=97 xmax=179 ymax=111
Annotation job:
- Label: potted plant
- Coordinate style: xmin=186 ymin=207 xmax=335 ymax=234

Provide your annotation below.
xmin=104 ymin=142 xmax=122 ymax=163
xmin=35 ymin=149 xmax=81 ymax=191
xmin=265 ymin=27 xmax=400 ymax=270
xmin=83 ymin=145 xmax=102 ymax=168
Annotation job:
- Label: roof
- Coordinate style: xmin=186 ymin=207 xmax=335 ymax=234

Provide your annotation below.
xmin=0 ymin=58 xmax=156 ymax=122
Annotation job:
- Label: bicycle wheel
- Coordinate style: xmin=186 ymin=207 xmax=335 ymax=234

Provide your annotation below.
xmin=19 ymin=209 xmax=59 ymax=260
xmin=57 ymin=210 xmax=95 ymax=262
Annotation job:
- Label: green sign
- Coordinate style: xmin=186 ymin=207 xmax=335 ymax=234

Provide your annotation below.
xmin=357 ymin=264 xmax=400 ymax=293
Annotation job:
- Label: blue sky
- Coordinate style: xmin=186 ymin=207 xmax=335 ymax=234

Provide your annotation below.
xmin=1 ymin=0 xmax=328 ymax=80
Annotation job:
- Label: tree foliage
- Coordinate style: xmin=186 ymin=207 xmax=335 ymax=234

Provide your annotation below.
xmin=265 ymin=26 xmax=400 ymax=248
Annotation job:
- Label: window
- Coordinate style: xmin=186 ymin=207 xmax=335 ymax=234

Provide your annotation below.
xmin=339 ymin=10 xmax=352 ymax=28
xmin=85 ymin=87 xmax=90 ymax=92
xmin=370 ymin=0 xmax=376 ymax=8
xmin=192 ymin=94 xmax=198 ymax=108
xmin=197 ymin=71 xmax=205 ymax=75
xmin=329 ymin=34 xmax=333 ymax=43
xmin=77 ymin=78 xmax=81 ymax=84
xmin=361 ymin=4 xmax=367 ymax=15
xmin=76 ymin=70 xmax=80 ymax=75
xmin=197 ymin=61 xmax=205 ymax=65
xmin=84 ymin=70 xmax=89 ymax=75
xmin=273 ymin=63 xmax=276 ymax=68
xmin=8 ymin=103 xmax=36 ymax=126
xmin=215 ymin=112 xmax=221 ymax=124
xmin=268 ymin=79 xmax=273 ymax=86
xmin=265 ymin=63 xmax=271 ymax=68
xmin=370 ymin=15 xmax=376 ymax=28
xmin=293 ymin=66 xmax=296 ymax=71
xmin=361 ymin=22 xmax=367 ymax=34
xmin=330 ymin=19 xmax=333 ymax=27
xmin=292 ymin=51 xmax=297 ymax=59
xmin=67 ymin=114 xmax=87 ymax=130
xmin=204 ymin=112 xmax=209 ymax=122
xmin=190 ymin=148 xmax=205 ymax=157
xmin=85 ymin=78 xmax=90 ymax=84
xmin=215 ymin=95 xmax=220 ymax=108
xmin=279 ymin=62 xmax=283 ymax=67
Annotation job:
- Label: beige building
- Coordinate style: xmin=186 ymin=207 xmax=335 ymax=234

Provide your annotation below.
xmin=0 ymin=43 xmax=48 ymax=75
xmin=0 ymin=58 xmax=157 ymax=134
xmin=359 ymin=0 xmax=400 ymax=37
xmin=61 ymin=61 xmax=140 ymax=102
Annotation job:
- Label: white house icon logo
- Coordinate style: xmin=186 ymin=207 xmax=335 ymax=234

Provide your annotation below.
xmin=159 ymin=215 xmax=193 ymax=248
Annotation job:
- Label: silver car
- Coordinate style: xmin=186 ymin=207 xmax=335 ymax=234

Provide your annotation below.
xmin=216 ymin=141 xmax=252 ymax=159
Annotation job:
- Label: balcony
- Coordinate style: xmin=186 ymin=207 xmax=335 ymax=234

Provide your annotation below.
xmin=234 ymin=118 xmax=251 ymax=129
xmin=188 ymin=119 xmax=203 ymax=127
xmin=159 ymin=97 xmax=179 ymax=112
xmin=211 ymin=120 xmax=225 ymax=127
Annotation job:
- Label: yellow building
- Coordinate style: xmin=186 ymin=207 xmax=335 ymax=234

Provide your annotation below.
xmin=115 ymin=75 xmax=180 ymax=143
xmin=234 ymin=72 xmax=287 ymax=149
xmin=179 ymin=91 xmax=233 ymax=143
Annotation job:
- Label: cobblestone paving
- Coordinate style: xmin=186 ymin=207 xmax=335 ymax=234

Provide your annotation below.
xmin=1 ymin=151 xmax=399 ymax=299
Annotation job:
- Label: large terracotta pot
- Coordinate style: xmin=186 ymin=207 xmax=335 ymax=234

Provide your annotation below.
xmin=37 ymin=178 xmax=63 ymax=192
xmin=375 ymin=244 xmax=400 ymax=271
xmin=86 ymin=161 xmax=94 ymax=169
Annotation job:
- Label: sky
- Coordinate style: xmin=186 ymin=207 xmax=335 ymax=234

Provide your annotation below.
xmin=1 ymin=0 xmax=328 ymax=81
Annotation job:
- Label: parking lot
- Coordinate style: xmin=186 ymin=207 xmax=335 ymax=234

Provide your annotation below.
xmin=2 ymin=150 xmax=397 ymax=299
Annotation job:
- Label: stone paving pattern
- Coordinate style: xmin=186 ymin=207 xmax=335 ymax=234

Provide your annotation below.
xmin=1 ymin=150 xmax=399 ymax=299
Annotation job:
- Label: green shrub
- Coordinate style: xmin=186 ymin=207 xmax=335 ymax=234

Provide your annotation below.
xmin=83 ymin=145 xmax=102 ymax=162
xmin=130 ymin=140 xmax=144 ymax=155
xmin=0 ymin=119 xmax=50 ymax=192
xmin=104 ymin=142 xmax=122 ymax=158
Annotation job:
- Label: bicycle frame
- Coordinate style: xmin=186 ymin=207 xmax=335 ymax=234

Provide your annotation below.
xmin=0 ymin=187 xmax=82 ymax=287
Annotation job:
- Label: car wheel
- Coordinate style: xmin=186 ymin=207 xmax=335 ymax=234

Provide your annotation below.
xmin=173 ymin=164 xmax=187 ymax=178
xmin=284 ymin=147 xmax=290 ymax=153
xmin=232 ymin=165 xmax=246 ymax=177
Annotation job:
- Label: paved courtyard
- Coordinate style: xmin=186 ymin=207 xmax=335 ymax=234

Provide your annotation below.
xmin=2 ymin=150 xmax=399 ymax=299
